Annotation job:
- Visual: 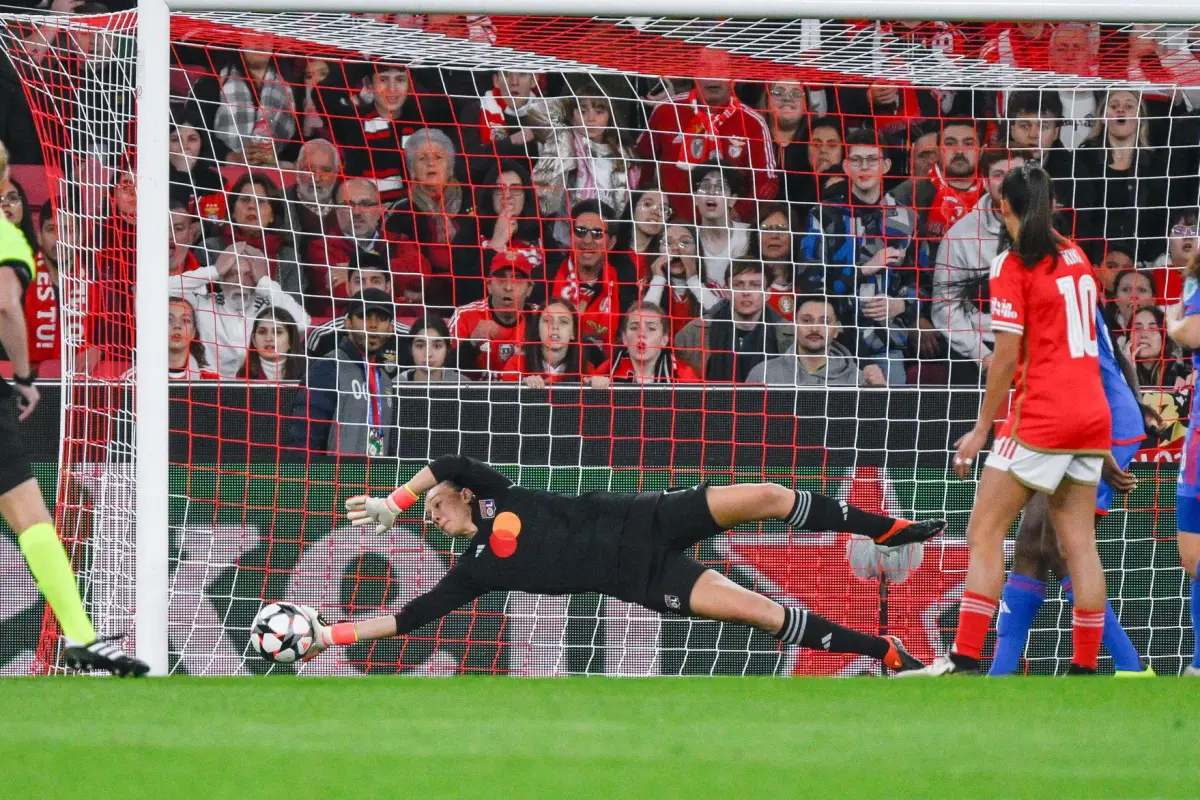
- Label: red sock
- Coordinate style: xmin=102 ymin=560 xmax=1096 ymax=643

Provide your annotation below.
xmin=1072 ymin=608 xmax=1105 ymax=670
xmin=952 ymin=591 xmax=998 ymax=660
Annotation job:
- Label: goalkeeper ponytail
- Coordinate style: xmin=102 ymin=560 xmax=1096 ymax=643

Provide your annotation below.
xmin=1000 ymin=163 xmax=1059 ymax=267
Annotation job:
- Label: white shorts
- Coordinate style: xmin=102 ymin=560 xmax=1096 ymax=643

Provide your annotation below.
xmin=986 ymin=437 xmax=1102 ymax=493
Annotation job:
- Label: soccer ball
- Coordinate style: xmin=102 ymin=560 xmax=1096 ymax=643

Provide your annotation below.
xmin=250 ymin=602 xmax=313 ymax=664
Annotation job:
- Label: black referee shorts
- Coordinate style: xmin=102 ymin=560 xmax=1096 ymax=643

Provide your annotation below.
xmin=0 ymin=395 xmax=33 ymax=497
xmin=638 ymin=484 xmax=725 ymax=617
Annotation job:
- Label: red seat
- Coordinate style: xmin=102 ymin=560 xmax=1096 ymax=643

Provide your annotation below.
xmin=35 ymin=359 xmax=61 ymax=379
xmin=9 ymin=164 xmax=52 ymax=220
xmin=91 ymin=360 xmax=133 ymax=380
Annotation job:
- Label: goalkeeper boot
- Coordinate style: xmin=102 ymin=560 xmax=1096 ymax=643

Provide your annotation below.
xmin=882 ymin=636 xmax=924 ymax=673
xmin=874 ymin=519 xmax=947 ymax=548
xmin=63 ymin=636 xmax=150 ymax=677
xmin=895 ymin=654 xmax=979 ymax=678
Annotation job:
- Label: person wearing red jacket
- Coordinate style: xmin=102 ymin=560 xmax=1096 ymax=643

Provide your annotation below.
xmin=598 ymin=301 xmax=700 ymax=384
xmin=305 ymin=177 xmax=429 ymax=315
xmin=498 ymin=297 xmax=608 ymax=387
xmin=636 ymin=70 xmax=777 ymax=224
xmin=980 ymin=22 xmax=1054 ymax=71
xmin=450 ymin=250 xmax=539 ymax=373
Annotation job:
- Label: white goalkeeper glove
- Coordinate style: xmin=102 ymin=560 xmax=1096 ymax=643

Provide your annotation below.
xmin=345 ymin=494 xmax=401 ymax=535
xmin=296 ymin=604 xmax=331 ymax=662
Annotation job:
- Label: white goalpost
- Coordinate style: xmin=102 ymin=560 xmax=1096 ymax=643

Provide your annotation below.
xmin=0 ymin=1 xmax=1196 ymax=677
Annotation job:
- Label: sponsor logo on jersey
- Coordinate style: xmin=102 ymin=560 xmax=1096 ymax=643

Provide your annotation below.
xmin=993 ymin=299 xmax=1017 ymax=320
xmin=480 ymin=499 xmax=496 ymax=518
xmin=475 ymin=544 xmax=486 ymax=557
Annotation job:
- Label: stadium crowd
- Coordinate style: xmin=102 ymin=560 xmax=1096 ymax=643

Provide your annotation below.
xmin=3 ymin=14 xmax=1200 ymax=452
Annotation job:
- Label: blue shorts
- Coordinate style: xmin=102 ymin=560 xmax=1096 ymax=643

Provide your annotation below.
xmin=1177 ymin=493 xmax=1200 ymax=534
xmin=1097 ymin=441 xmax=1144 ymax=514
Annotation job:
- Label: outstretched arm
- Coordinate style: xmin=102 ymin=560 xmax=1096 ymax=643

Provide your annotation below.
xmin=303 ymin=569 xmax=486 ymax=660
xmin=346 ymin=455 xmax=514 ymax=534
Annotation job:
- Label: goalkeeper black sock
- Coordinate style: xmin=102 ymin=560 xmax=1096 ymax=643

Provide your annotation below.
xmin=786 ymin=491 xmax=897 ymax=539
xmin=774 ymin=606 xmax=888 ymax=660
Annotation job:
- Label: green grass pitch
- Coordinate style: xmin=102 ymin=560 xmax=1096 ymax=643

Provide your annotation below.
xmin=0 ymin=677 xmax=1195 ymax=799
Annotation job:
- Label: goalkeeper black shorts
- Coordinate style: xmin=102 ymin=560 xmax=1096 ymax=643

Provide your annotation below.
xmin=623 ymin=484 xmax=724 ymax=617
xmin=0 ymin=396 xmax=34 ymax=496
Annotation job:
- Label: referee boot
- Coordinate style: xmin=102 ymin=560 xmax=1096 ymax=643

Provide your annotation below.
xmin=873 ymin=519 xmax=947 ymax=548
xmin=64 ymin=636 xmax=150 ymax=677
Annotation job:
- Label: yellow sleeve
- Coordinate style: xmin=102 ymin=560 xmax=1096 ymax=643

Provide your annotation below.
xmin=0 ymin=218 xmax=36 ymax=291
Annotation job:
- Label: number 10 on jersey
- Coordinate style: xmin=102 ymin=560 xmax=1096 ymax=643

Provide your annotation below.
xmin=1056 ymin=275 xmax=1098 ymax=359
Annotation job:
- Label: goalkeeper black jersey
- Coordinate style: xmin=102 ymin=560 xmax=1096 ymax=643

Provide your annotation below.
xmin=393 ymin=454 xmax=659 ymax=635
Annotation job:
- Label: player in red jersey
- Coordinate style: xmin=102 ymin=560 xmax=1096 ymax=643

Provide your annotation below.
xmin=903 ymin=164 xmax=1112 ymax=676
xmin=449 ymin=250 xmax=538 ymax=373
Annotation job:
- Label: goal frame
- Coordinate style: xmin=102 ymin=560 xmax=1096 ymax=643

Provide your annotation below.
xmin=132 ymin=0 xmax=1200 ymax=676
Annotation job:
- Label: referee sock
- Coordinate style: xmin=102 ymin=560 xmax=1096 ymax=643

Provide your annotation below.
xmin=786 ymin=491 xmax=894 ymax=539
xmin=1061 ymin=578 xmax=1143 ymax=672
xmin=18 ymin=523 xmax=96 ymax=646
xmin=774 ymin=606 xmax=888 ymax=660
xmin=989 ymin=575 xmax=1046 ymax=676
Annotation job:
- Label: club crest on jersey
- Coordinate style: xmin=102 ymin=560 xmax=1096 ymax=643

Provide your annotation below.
xmin=664 ymin=594 xmax=681 ymax=610
xmin=480 ymin=499 xmax=496 ymax=518
xmin=689 ymin=135 xmax=706 ymax=160
xmin=727 ymin=138 xmax=745 ymax=158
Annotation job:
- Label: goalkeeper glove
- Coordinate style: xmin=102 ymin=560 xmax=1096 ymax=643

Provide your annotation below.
xmin=346 ymin=485 xmax=418 ymax=535
xmin=296 ymin=604 xmax=330 ymax=662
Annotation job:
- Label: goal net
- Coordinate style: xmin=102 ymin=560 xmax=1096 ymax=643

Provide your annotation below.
xmin=0 ymin=10 xmax=1195 ymax=676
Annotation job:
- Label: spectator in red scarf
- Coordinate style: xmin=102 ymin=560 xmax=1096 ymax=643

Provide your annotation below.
xmin=641 ymin=221 xmax=705 ymax=334
xmin=498 ymin=297 xmax=606 ymax=387
xmin=462 ymin=69 xmax=546 ymax=181
xmin=599 ymin=301 xmax=700 ymax=384
xmin=548 ymin=199 xmax=636 ymax=350
xmin=894 ymin=118 xmax=981 ymax=245
xmin=635 ymin=54 xmax=777 ymax=224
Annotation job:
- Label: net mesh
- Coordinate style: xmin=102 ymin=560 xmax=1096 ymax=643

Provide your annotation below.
xmin=0 ymin=11 xmax=1194 ymax=675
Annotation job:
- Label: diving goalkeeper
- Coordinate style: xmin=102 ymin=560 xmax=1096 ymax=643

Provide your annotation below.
xmin=299 ymin=454 xmax=946 ymax=672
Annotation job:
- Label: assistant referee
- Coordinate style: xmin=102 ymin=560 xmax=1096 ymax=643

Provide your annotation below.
xmin=0 ymin=143 xmax=146 ymax=676
xmin=298 ymin=454 xmax=945 ymax=672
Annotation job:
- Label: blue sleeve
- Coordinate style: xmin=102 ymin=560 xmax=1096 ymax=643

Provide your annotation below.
xmin=799 ymin=209 xmax=823 ymax=264
xmin=1185 ymin=278 xmax=1200 ymax=317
